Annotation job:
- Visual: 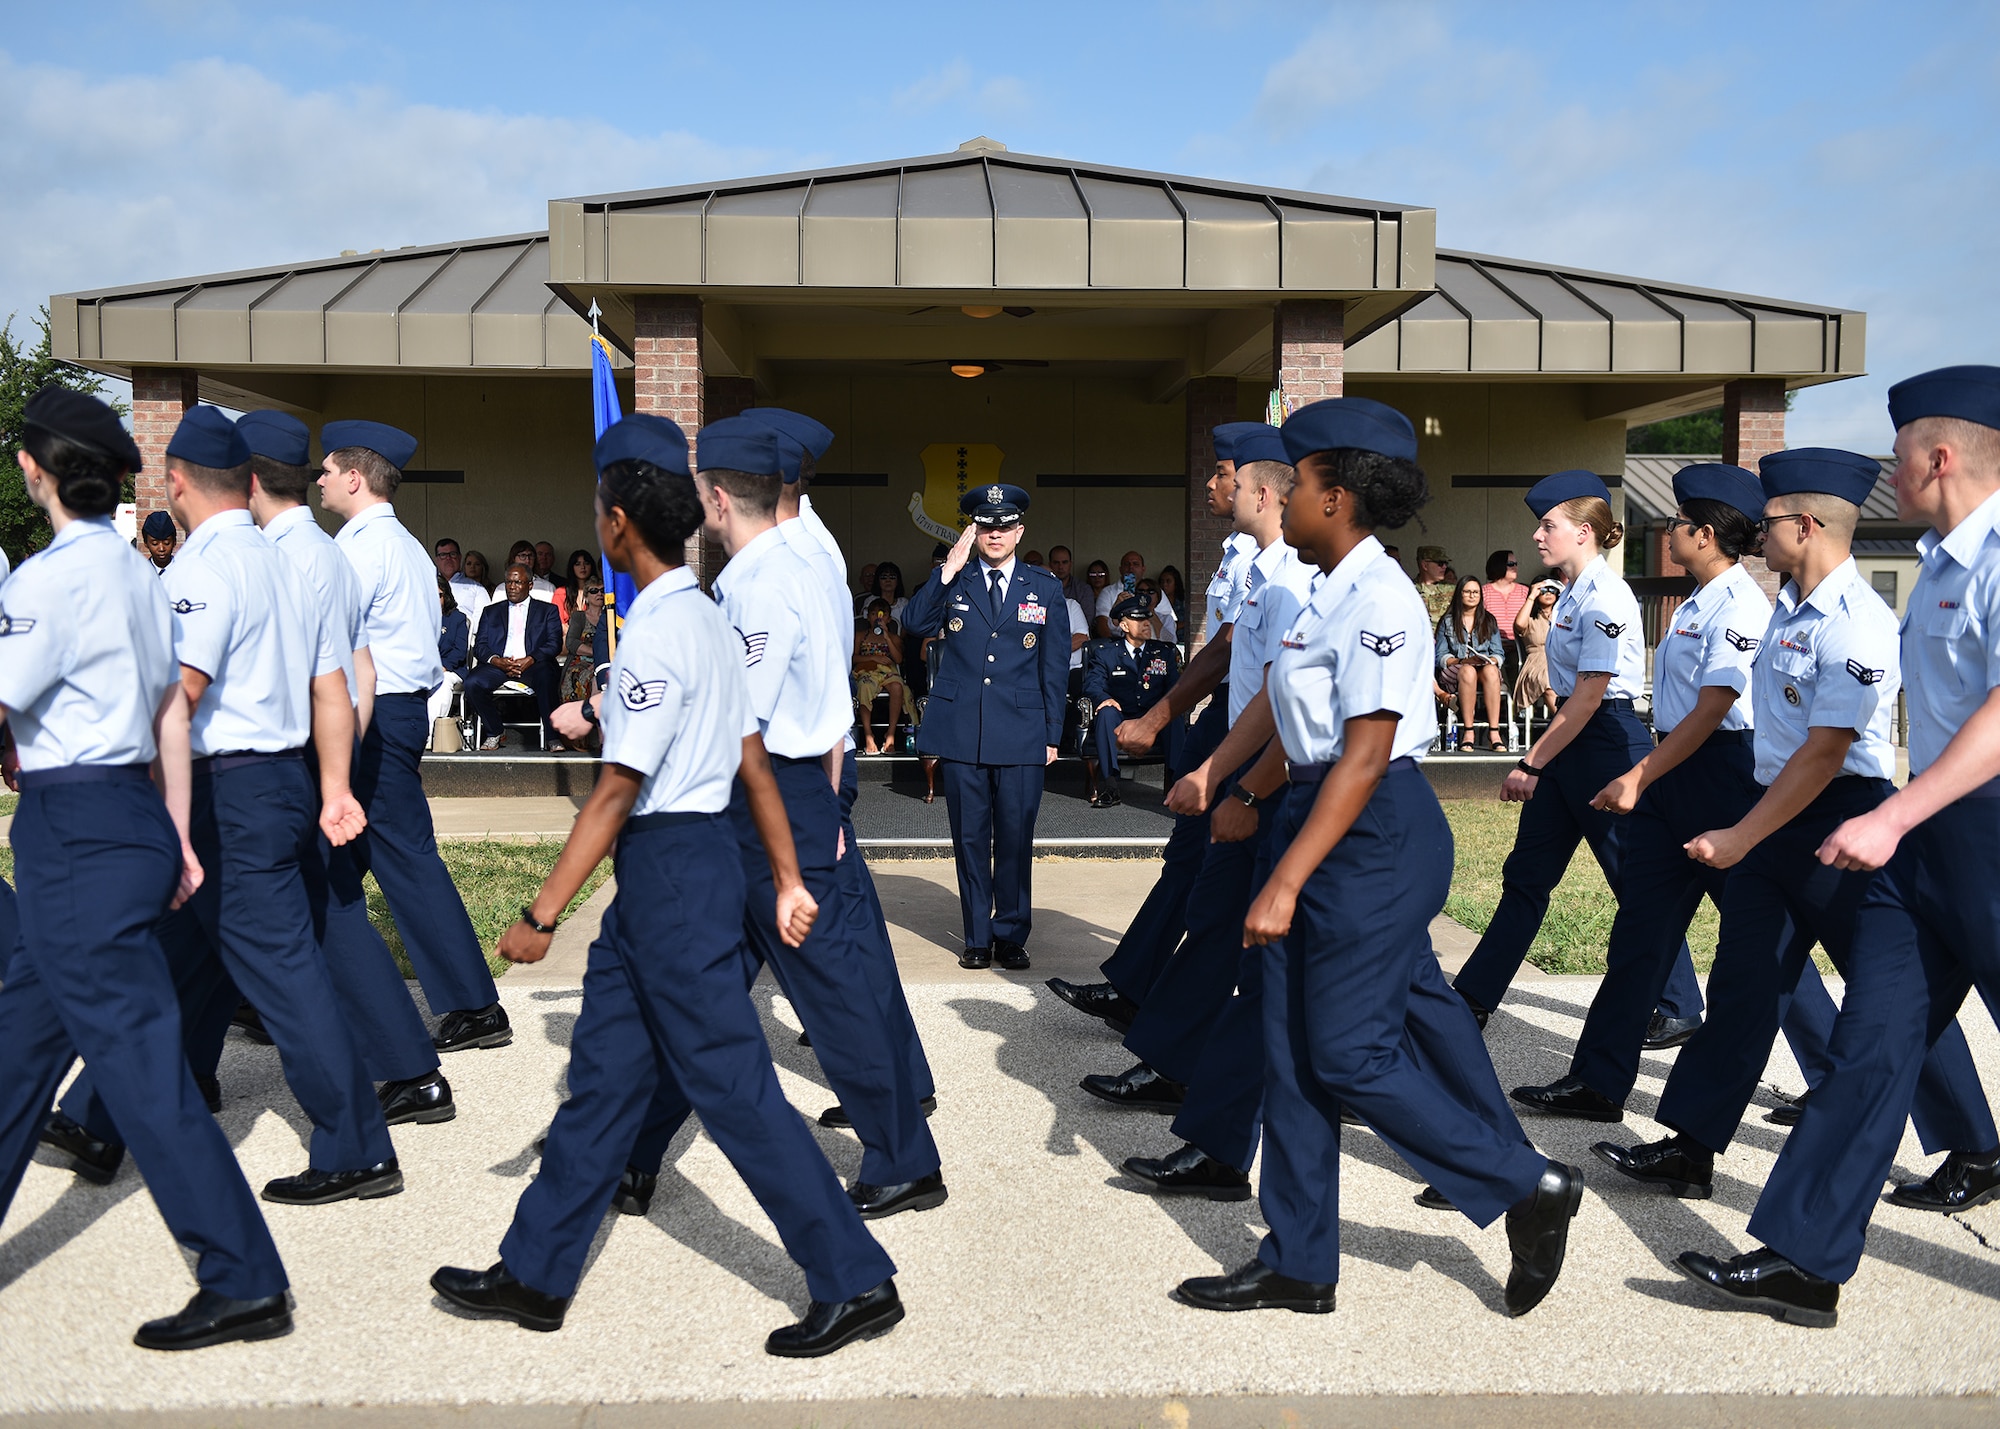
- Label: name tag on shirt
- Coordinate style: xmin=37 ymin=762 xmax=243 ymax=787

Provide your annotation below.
xmin=1017 ymin=603 xmax=1047 ymax=625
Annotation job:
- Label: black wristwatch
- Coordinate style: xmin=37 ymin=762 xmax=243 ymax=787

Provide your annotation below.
xmin=579 ymin=697 xmax=600 ymax=728
xmin=1229 ymin=782 xmax=1262 ymax=809
xmin=1516 ymin=758 xmax=1543 ymax=777
xmin=519 ymin=905 xmax=558 ymax=935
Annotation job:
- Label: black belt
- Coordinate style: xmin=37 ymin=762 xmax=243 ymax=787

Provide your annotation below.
xmin=196 ymin=749 xmax=304 ymax=774
xmin=1556 ymin=695 xmax=1636 ymax=712
xmin=1656 ymin=728 xmax=1752 ymax=747
xmin=15 ymin=763 xmax=150 ymax=791
xmin=1288 ymin=755 xmax=1418 ymax=786
xmin=626 ymin=811 xmax=723 ymax=832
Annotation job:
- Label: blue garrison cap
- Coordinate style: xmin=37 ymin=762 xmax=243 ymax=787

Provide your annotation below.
xmin=1673 ymin=463 xmax=1766 ymax=524
xmin=1759 ymin=448 xmax=1880 ymax=508
xmin=237 ymin=410 xmax=310 ymax=466
xmin=141 ymin=511 xmax=177 ymax=541
xmin=741 ymin=408 xmax=833 ymax=459
xmin=1212 ymin=421 xmax=1267 ymax=465
xmin=1887 ymin=365 xmax=2000 ymax=433
xmin=694 ymin=417 xmax=782 ymax=477
xmin=594 ymin=413 xmax=690 ymax=476
xmin=1281 ymin=398 xmax=1419 ymax=465
xmin=1229 ymin=424 xmax=1290 ymax=468
xmin=23 ymin=385 xmax=143 ymax=472
xmin=166 ymin=406 xmax=250 ymax=469
xmin=322 ymin=419 xmax=417 ymax=470
xmin=1525 ymin=469 xmax=1612 ymax=518
xmin=959 ymin=482 xmax=1031 ymax=527
xmin=1110 ymin=592 xmax=1152 ymax=622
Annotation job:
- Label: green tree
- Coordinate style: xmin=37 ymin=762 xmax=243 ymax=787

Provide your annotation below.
xmin=0 ymin=308 xmax=122 ymax=564
xmin=1626 ymin=407 xmax=1724 ymax=454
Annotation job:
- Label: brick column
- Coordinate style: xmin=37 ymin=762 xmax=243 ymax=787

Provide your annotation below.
xmin=1183 ymin=377 xmax=1237 ymax=654
xmin=130 ymin=367 xmax=198 ymax=534
xmin=1722 ymin=377 xmax=1787 ymax=599
xmin=632 ymin=295 xmax=710 ymax=580
xmin=1273 ymin=300 xmax=1344 ymax=414
xmin=705 ymin=375 xmax=754 ymax=424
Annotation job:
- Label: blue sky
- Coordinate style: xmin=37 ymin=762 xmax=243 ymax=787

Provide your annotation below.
xmin=6 ymin=0 xmax=1994 ymax=449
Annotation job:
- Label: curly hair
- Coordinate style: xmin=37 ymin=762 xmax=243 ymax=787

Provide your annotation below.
xmin=598 ymin=459 xmax=703 ymax=562
xmin=1305 ymin=448 xmax=1431 ymax=531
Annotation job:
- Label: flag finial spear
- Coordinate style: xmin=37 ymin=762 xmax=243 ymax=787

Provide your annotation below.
xmin=587 ymin=298 xmax=602 ymax=334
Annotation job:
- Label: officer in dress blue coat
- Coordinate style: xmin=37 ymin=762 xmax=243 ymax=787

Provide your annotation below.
xmin=0 ymin=386 xmax=291 ymax=1350
xmin=1595 ymin=446 xmax=1996 ymax=1230
xmin=1082 ymin=591 xmax=1181 ymax=804
xmin=1679 ymin=367 xmax=2000 ymax=1326
xmin=901 ymin=483 xmax=1071 ymax=970
xmin=1173 ymin=396 xmax=1583 ymax=1318
xmin=430 ymin=415 xmax=903 ymax=1357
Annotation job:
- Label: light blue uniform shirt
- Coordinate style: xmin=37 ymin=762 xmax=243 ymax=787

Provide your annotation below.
xmin=1546 ymin=555 xmax=1646 ymax=700
xmin=713 ymin=523 xmax=851 ymax=760
xmin=797 ymin=494 xmax=849 ymax=590
xmin=1205 ymin=530 xmax=1257 ymax=641
xmin=780 ymin=510 xmax=858 ymax=755
xmin=264 ymin=504 xmax=369 ymax=704
xmin=1269 ymin=536 xmax=1438 ymax=766
xmin=166 ymin=509 xmax=340 ymax=756
xmin=1650 ymin=561 xmax=1770 ymax=734
xmin=334 ymin=501 xmax=445 ymax=695
xmin=0 ymin=518 xmax=175 ymax=770
xmin=600 ymin=566 xmax=754 ymax=817
xmin=1904 ymin=487 xmax=2000 ymax=776
xmin=1227 ymin=539 xmax=1316 ymax=724
xmin=1750 ymin=557 xmax=1899 ymax=785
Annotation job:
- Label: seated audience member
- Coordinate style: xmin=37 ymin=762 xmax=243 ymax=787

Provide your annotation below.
xmin=1415 ymin=544 xmax=1455 ymax=625
xmin=1094 ymin=549 xmax=1149 ymax=637
xmin=1482 ymin=548 xmax=1529 ymax=680
xmin=1050 ymin=544 xmax=1089 ymax=609
xmin=434 ymin=535 xmax=489 ymax=639
xmin=140 ymin=510 xmax=177 ymax=574
xmin=1437 ymin=575 xmax=1508 ymax=751
xmin=429 ymin=572 xmax=469 ymax=731
xmin=465 ymin=562 xmax=562 ymax=748
xmin=1082 ymin=592 xmax=1181 ymax=808
xmin=556 ymin=579 xmax=608 ymax=752
xmin=505 ymin=539 xmax=556 ymax=602
xmin=1135 ymin=576 xmax=1177 ymax=643
xmin=1156 ymin=565 xmax=1186 ymax=632
xmin=461 ymin=547 xmax=493 ymax=591
xmin=854 ymin=562 xmax=879 ymax=615
xmin=867 ymin=560 xmax=909 ymax=622
xmin=1082 ymin=559 xmax=1112 ymax=633
xmin=1513 ymin=578 xmax=1561 ymax=720
xmin=534 ymin=541 xmax=558 ymax=586
xmin=1022 ymin=549 xmax=1045 ymax=568
xmin=854 ymin=597 xmax=910 ymax=754
xmin=558 ymin=547 xmax=598 ymax=627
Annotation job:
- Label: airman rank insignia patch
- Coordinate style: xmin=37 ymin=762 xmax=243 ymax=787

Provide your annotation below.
xmin=1725 ymin=629 xmax=1758 ymax=652
xmin=740 ymin=630 xmax=768 ymax=667
xmin=1595 ymin=619 xmax=1625 ymax=638
xmin=948 ymin=617 xmax=964 ymax=632
xmin=1358 ymin=630 xmax=1405 ymax=656
xmin=171 ymin=599 xmax=207 ymax=615
xmin=1022 ymin=632 xmax=1036 ymax=648
xmin=0 ymin=615 xmax=34 ymax=636
xmin=618 ymin=669 xmax=669 ymax=711
xmin=1845 ymin=659 xmax=1884 ymax=686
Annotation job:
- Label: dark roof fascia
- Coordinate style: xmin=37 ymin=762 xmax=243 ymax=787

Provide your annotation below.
xmin=1442 ymin=248 xmax=1863 ymax=321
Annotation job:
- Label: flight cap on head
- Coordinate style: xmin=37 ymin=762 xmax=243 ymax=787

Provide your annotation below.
xmin=741 ymin=407 xmax=834 ymax=462
xmin=1280 ymin=397 xmax=1419 ymax=465
xmin=959 ymin=482 xmax=1030 ymax=527
xmin=141 ymin=511 xmax=177 ymax=540
xmin=1212 ymin=421 xmax=1272 ymax=465
xmin=1111 ymin=592 xmax=1152 ymax=622
xmin=693 ymin=417 xmax=782 ymax=477
xmin=1525 ymin=469 xmax=1611 ymax=518
xmin=1886 ymin=365 xmax=2000 ymax=434
xmin=237 ymin=410 xmax=311 ymax=466
xmin=322 ymin=419 xmax=418 ymax=470
xmin=1673 ymin=463 xmax=1765 ymax=524
xmin=1759 ymin=448 xmax=1880 ymax=507
xmin=1228 ymin=424 xmax=1290 ymax=468
xmin=22 ymin=385 xmax=143 ymax=472
xmin=594 ymin=413 xmax=690 ymax=477
xmin=1415 ymin=545 xmax=1449 ymax=566
xmin=166 ymin=406 xmax=250 ymax=469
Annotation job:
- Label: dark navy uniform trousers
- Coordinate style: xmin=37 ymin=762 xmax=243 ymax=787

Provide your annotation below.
xmin=1656 ymin=777 xmax=1995 ymax=1160
xmin=1099 ymin=689 xmax=1228 ymax=1003
xmin=1259 ymin=761 xmax=1547 ymax=1285
xmin=628 ymin=758 xmax=938 ymax=1187
xmin=939 ymin=759 xmax=1044 ymax=951
xmin=67 ymin=756 xmax=393 ymax=1171
xmin=1570 ymin=731 xmax=1837 ymax=1106
xmin=499 ymin=813 xmax=894 ymax=1303
xmin=837 ymin=749 xmax=936 ymax=1104
xmin=0 ymin=770 xmax=286 ymax=1299
xmin=1751 ymin=797 xmax=2000 ymax=1282
xmin=1455 ymin=701 xmax=1704 ymax=1020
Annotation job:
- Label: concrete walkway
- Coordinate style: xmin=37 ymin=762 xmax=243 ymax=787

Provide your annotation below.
xmin=2 ymin=860 xmax=1995 ymax=1424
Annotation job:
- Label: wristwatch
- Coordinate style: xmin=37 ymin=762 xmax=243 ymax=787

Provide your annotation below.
xmin=1229 ymin=782 xmax=1262 ymax=809
xmin=519 ymin=905 xmax=558 ymax=935
xmin=579 ymin=697 xmax=600 ymax=728
xmin=1516 ymin=758 xmax=1543 ymax=777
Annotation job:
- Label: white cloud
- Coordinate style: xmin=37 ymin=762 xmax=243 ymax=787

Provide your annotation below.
xmin=890 ymin=58 xmax=1031 ymax=120
xmin=894 ymin=59 xmax=974 ymax=111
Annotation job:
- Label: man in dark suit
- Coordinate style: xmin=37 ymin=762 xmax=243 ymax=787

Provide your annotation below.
xmin=1083 ymin=592 xmax=1181 ymax=807
xmin=465 ymin=562 xmax=562 ymax=748
xmin=902 ymin=484 xmax=1071 ymax=971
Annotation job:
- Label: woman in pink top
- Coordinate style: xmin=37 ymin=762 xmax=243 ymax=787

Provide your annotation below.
xmin=1482 ymin=549 xmax=1529 ymax=672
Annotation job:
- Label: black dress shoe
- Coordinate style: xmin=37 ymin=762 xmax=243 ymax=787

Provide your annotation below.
xmin=1675 ymin=1247 xmax=1838 ymax=1328
xmin=1503 ymin=1160 xmax=1583 ymax=1317
xmin=848 ymin=1172 xmax=948 ymax=1219
xmin=819 ymin=1096 xmax=937 ymax=1129
xmin=1454 ymin=984 xmax=1490 ymax=1031
xmin=1885 ymin=1148 xmax=2000 ymax=1212
xmin=39 ymin=1113 xmax=125 ymax=1185
xmin=798 ymin=1029 xmax=812 ymax=1047
xmin=378 ymin=1071 xmax=455 ymax=1126
xmin=1415 ymin=1184 xmax=1456 ymax=1211
xmin=231 ymin=1001 xmax=273 ymax=1046
xmin=431 ymin=1263 xmax=570 ymax=1332
xmin=1591 ymin=1136 xmax=1714 ymax=1199
xmin=1045 ymin=978 xmax=1140 ymax=1033
xmin=1095 ymin=787 xmax=1123 ymax=809
xmin=994 ymin=938 xmax=1031 ymax=971
xmin=434 ymin=1001 xmax=512 ymax=1053
xmin=1767 ymin=1089 xmax=1810 ymax=1126
xmin=133 ymin=1288 xmax=291 ymax=1351
xmin=1122 ymin=1143 xmax=1250 ymax=1201
xmin=1340 ymin=1106 xmax=1366 ymax=1127
xmin=1175 ymin=1259 xmax=1336 ymax=1314
xmin=194 ymin=1074 xmax=223 ymax=1115
xmin=1642 ymin=1013 xmax=1703 ymax=1050
xmin=1080 ymin=1063 xmax=1185 ymax=1112
xmin=958 ymin=946 xmax=993 ymax=970
xmin=765 ymin=1278 xmax=904 ymax=1357
xmin=611 ymin=1166 xmax=657 ymax=1217
xmin=1510 ymin=1076 xmax=1624 ymax=1123
xmin=262 ymin=1159 xmax=403 ymax=1206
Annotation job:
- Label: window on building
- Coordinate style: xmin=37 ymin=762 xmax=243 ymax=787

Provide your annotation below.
xmin=1870 ymin=568 xmax=1898 ymax=606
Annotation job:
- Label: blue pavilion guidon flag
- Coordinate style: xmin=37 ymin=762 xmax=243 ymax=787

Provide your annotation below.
xmin=591 ymin=332 xmax=640 ymax=635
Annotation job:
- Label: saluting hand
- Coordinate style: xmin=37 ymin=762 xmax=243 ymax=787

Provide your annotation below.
xmin=775 ymin=883 xmax=819 ymax=948
xmin=941 ymin=523 xmax=978 ymax=582
xmin=1243 ymin=880 xmax=1297 ymax=946
xmin=320 ymin=791 xmax=368 ymax=846
xmin=1817 ymin=810 xmax=1901 ymax=871
xmin=1590 ymin=770 xmax=1641 ymax=815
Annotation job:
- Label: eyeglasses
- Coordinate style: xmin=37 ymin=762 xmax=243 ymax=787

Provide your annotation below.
xmin=1662 ymin=517 xmax=1703 ymax=535
xmin=1758 ymin=512 xmax=1817 ymax=535
xmin=1505 ymin=559 xmax=1518 ymax=567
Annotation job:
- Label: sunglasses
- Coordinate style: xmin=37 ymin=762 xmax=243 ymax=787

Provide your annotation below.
xmin=1505 ymin=558 xmax=1519 ymax=567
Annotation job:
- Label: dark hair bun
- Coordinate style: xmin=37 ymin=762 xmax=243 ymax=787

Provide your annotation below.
xmin=599 ymin=459 xmax=702 ymax=562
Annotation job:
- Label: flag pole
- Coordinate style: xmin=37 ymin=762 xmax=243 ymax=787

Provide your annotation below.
xmin=589 ymin=299 xmax=619 ymax=660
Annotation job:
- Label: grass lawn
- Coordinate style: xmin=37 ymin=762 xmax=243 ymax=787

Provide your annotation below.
xmin=370 ymin=840 xmax=611 ymax=978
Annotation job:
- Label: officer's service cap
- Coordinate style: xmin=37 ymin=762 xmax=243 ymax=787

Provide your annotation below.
xmin=166 ymin=406 xmax=251 ymax=469
xmin=237 ymin=410 xmax=311 ymax=466
xmin=1111 ymin=592 xmax=1152 ymax=622
xmin=959 ymin=483 xmax=1030 ymax=527
xmin=1673 ymin=463 xmax=1765 ymax=523
xmin=594 ymin=413 xmax=690 ymax=476
xmin=23 ymin=385 xmax=143 ymax=472
xmin=694 ymin=417 xmax=782 ymax=477
xmin=1280 ymin=398 xmax=1419 ymax=465
xmin=322 ymin=419 xmax=418 ymax=470
xmin=1213 ymin=421 xmax=1276 ymax=465
xmin=1525 ymin=469 xmax=1612 ymax=518
xmin=1887 ymin=365 xmax=2000 ymax=434
xmin=1759 ymin=448 xmax=1880 ymax=507
xmin=142 ymin=511 xmax=177 ymax=540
